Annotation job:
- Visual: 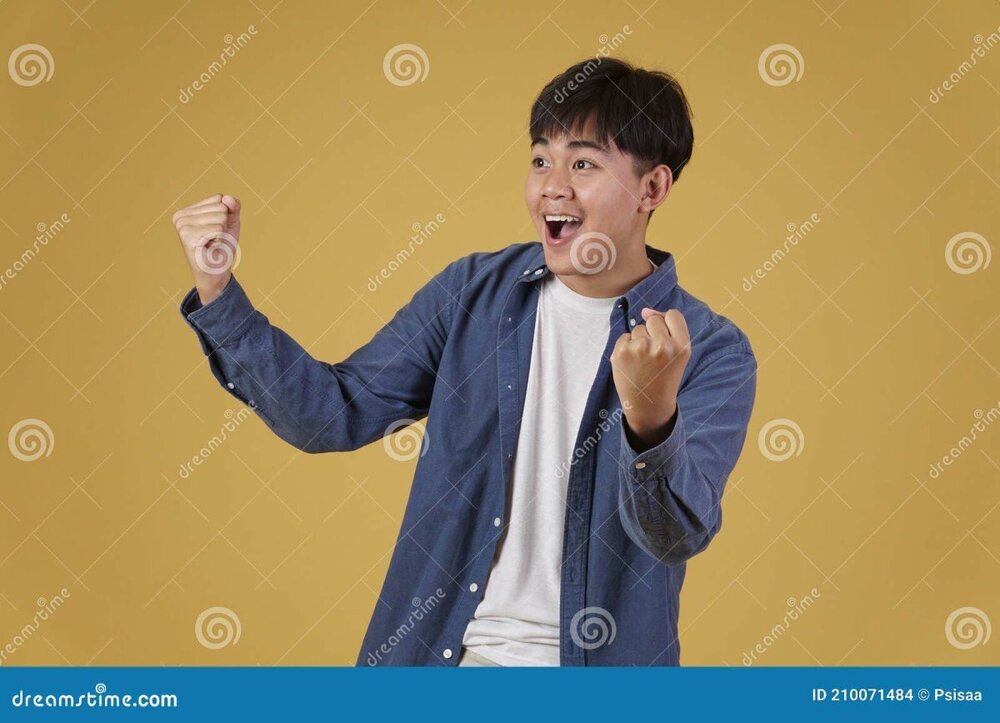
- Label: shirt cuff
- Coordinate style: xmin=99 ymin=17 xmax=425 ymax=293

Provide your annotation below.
xmin=178 ymin=274 xmax=256 ymax=353
xmin=619 ymin=404 xmax=716 ymax=526
xmin=620 ymin=406 xmax=687 ymax=485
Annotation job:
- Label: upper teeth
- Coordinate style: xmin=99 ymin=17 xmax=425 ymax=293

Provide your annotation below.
xmin=545 ymin=215 xmax=580 ymax=222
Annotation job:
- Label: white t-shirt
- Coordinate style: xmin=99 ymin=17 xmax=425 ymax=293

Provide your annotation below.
xmin=460 ymin=269 xmax=628 ymax=665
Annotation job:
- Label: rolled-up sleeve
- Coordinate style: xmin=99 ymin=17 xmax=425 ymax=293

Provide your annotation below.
xmin=618 ymin=344 xmax=757 ymax=565
xmin=179 ymin=261 xmax=458 ymax=454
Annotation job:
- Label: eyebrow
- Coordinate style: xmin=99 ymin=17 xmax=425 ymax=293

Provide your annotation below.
xmin=530 ymin=136 xmax=609 ymax=153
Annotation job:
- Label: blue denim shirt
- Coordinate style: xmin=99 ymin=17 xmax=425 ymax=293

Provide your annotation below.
xmin=179 ymin=240 xmax=758 ymax=666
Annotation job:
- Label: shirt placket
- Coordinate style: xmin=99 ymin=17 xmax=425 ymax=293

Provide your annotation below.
xmin=557 ymin=294 xmax=633 ymax=666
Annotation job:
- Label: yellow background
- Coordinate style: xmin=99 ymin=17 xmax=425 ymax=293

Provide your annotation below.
xmin=1 ymin=0 xmax=998 ymax=666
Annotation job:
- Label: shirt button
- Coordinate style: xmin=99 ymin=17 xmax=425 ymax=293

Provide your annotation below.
xmin=522 ymin=269 xmax=530 ymax=275
xmin=629 ymin=318 xmax=637 ymax=327
xmin=507 ymin=316 xmax=512 ymax=322
xmin=248 ymin=400 xmax=257 ymax=408
xmin=507 ymin=384 xmax=512 ymax=390
xmin=226 ymin=382 xmax=235 ymax=389
xmin=635 ymin=461 xmax=647 ymax=469
xmin=469 ymin=583 xmax=478 ymax=593
xmin=443 ymin=648 xmax=453 ymax=659
xmin=494 ymin=517 xmax=502 ymax=527
xmin=534 ymin=269 xmax=543 ymax=275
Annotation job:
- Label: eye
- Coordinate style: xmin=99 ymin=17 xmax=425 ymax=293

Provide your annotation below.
xmin=573 ymin=159 xmax=596 ymax=170
xmin=532 ymin=156 xmax=550 ymax=168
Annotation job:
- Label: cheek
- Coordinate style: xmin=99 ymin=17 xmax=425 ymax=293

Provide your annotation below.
xmin=581 ymin=185 xmax=634 ymax=236
xmin=581 ymin=186 xmax=620 ymax=221
xmin=524 ymin=174 xmax=539 ymax=208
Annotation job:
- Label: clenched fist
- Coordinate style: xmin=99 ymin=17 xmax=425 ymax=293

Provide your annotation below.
xmin=172 ymin=193 xmax=241 ymax=305
xmin=611 ymin=307 xmax=691 ymax=450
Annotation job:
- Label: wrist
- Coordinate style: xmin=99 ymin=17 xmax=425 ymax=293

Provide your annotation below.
xmin=624 ymin=404 xmax=678 ymax=451
xmin=195 ymin=273 xmax=231 ymax=306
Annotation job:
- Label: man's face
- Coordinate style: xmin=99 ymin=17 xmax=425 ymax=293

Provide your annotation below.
xmin=525 ymin=115 xmax=649 ymax=278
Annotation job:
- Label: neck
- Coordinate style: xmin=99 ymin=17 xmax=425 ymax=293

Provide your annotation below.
xmin=555 ymin=245 xmax=655 ymax=298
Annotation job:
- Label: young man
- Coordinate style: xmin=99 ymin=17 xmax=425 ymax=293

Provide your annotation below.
xmin=173 ymin=58 xmax=757 ymax=667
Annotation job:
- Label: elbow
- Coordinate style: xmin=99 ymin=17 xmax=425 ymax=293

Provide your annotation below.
xmin=296 ymin=428 xmax=339 ymax=454
xmin=257 ymin=412 xmax=332 ymax=454
xmin=651 ymin=530 xmax=715 ymax=566
xmin=621 ymin=506 xmax=722 ymax=566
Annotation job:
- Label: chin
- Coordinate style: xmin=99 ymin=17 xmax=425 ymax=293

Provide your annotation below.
xmin=540 ymin=249 xmax=576 ymax=275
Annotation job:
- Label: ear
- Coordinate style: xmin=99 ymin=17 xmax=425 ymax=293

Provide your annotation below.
xmin=638 ymin=164 xmax=673 ymax=215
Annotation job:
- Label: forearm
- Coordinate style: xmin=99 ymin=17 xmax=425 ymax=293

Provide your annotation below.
xmin=181 ymin=275 xmax=406 ymax=453
xmin=618 ymin=407 xmax=720 ymax=564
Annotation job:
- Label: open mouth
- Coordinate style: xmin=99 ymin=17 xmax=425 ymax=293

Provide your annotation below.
xmin=544 ymin=214 xmax=583 ymax=243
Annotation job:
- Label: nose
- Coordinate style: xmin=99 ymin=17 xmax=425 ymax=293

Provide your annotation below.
xmin=541 ymin=166 xmax=574 ymax=201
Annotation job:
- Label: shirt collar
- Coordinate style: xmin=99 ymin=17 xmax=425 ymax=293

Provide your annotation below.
xmin=516 ymin=243 xmax=679 ymax=313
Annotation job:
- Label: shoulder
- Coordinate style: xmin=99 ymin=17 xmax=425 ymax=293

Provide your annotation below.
xmin=446 ymin=241 xmax=542 ymax=282
xmin=434 ymin=241 xmax=543 ymax=301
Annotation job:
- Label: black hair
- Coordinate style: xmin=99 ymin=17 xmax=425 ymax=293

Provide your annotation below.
xmin=528 ymin=57 xmax=694 ymax=182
